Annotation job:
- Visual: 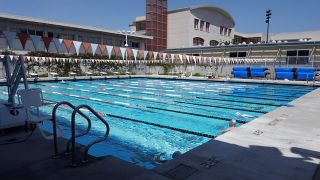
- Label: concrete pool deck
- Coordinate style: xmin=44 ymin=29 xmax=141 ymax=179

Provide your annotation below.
xmin=154 ymin=85 xmax=320 ymax=180
xmin=0 ymin=76 xmax=319 ymax=179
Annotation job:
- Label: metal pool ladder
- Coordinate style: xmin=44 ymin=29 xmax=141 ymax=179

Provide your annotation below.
xmin=52 ymin=101 xmax=110 ymax=167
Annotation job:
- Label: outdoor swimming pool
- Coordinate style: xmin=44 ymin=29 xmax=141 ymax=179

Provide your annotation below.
xmin=0 ymin=78 xmax=317 ymax=169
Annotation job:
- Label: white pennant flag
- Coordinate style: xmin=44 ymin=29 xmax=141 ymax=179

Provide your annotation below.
xmin=132 ymin=49 xmax=138 ymax=61
xmin=170 ymin=54 xmax=175 ymax=63
xmin=9 ymin=55 xmax=14 ymax=62
xmin=41 ymin=57 xmax=46 ymax=62
xmin=192 ymin=56 xmax=197 ymax=64
xmin=143 ymin=51 xmax=148 ymax=60
xmin=153 ymin=52 xmax=158 ymax=60
xmin=106 ymin=46 xmax=113 ymax=59
xmin=120 ymin=47 xmax=126 ymax=60
xmin=91 ymin=43 xmax=98 ymax=56
xmin=4 ymin=31 xmax=16 ymax=49
xmin=186 ymin=55 xmax=190 ymax=64
xmin=178 ymin=54 xmax=183 ymax=63
xmin=73 ymin=41 xmax=82 ymax=55
xmin=204 ymin=57 xmax=207 ymax=64
xmin=162 ymin=53 xmax=167 ymax=61
xmin=30 ymin=35 xmax=42 ymax=51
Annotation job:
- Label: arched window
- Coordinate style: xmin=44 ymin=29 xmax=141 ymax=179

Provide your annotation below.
xmin=193 ymin=37 xmax=204 ymax=46
xmin=210 ymin=40 xmax=219 ymax=46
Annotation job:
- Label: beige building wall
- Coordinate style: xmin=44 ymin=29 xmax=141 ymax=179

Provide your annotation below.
xmin=167 ymin=6 xmax=235 ymax=49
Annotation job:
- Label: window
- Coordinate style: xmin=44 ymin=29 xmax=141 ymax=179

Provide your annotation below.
xmin=132 ymin=42 xmax=140 ymax=48
xmin=238 ymin=52 xmax=247 ymax=57
xmin=200 ymin=21 xmax=205 ymax=31
xmin=287 ymin=50 xmax=309 ymax=64
xmin=47 ymin=32 xmax=54 ymax=38
xmin=229 ymin=52 xmax=247 ymax=57
xmin=194 ymin=19 xmax=199 ymax=30
xmin=205 ymin=22 xmax=210 ymax=32
xmin=220 ymin=26 xmax=223 ymax=35
xmin=228 ymin=29 xmax=232 ymax=36
xmin=20 ymin=29 xmax=27 ymax=34
xmin=230 ymin=52 xmax=238 ymax=57
xmin=224 ymin=28 xmax=227 ymax=36
xmin=209 ymin=40 xmax=219 ymax=46
xmin=28 ymin=30 xmax=35 ymax=35
xmin=36 ymin=31 xmax=44 ymax=37
xmin=193 ymin=37 xmax=204 ymax=46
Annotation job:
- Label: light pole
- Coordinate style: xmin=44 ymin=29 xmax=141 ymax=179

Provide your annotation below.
xmin=265 ymin=9 xmax=272 ymax=43
xmin=118 ymin=30 xmax=135 ymax=60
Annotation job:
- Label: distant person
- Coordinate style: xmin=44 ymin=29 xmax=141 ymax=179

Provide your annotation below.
xmin=220 ymin=119 xmax=237 ymax=134
xmin=98 ymin=86 xmax=105 ymax=91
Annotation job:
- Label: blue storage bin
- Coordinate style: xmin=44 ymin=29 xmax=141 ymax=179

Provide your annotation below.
xmin=297 ymin=73 xmax=314 ymax=81
xmin=296 ymin=68 xmax=315 ymax=73
xmin=233 ymin=67 xmax=248 ymax=71
xmin=251 ymin=71 xmax=266 ymax=78
xmin=276 ymin=72 xmax=294 ymax=80
xmin=234 ymin=71 xmax=248 ymax=78
xmin=275 ymin=68 xmax=293 ymax=72
xmin=250 ymin=67 xmax=266 ymax=72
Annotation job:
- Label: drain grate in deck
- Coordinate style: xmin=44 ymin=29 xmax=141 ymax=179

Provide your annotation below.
xmin=166 ymin=164 xmax=198 ymax=180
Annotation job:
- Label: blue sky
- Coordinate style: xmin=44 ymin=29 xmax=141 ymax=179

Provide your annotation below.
xmin=1 ymin=0 xmax=319 ymax=34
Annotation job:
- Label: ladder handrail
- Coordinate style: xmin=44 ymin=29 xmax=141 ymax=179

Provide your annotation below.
xmin=52 ymin=101 xmax=92 ymax=157
xmin=71 ymin=104 xmax=110 ymax=166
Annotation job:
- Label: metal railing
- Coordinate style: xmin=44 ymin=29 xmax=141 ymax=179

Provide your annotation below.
xmin=71 ymin=104 xmax=110 ymax=166
xmin=52 ymin=101 xmax=110 ymax=166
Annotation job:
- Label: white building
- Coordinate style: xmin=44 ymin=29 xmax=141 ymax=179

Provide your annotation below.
xmin=167 ymin=5 xmax=235 ymax=48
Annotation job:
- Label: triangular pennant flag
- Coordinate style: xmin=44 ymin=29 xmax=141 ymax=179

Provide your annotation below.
xmin=82 ymin=42 xmax=91 ymax=55
xmin=63 ymin=39 xmax=73 ymax=53
xmin=106 ymin=46 xmax=113 ymax=59
xmin=192 ymin=56 xmax=197 ymax=64
xmin=143 ymin=51 xmax=148 ymax=60
xmin=120 ymin=47 xmax=126 ymax=60
xmin=30 ymin=35 xmax=42 ymax=51
xmin=91 ymin=43 xmax=98 ymax=56
xmin=98 ymin=44 xmax=106 ymax=55
xmin=170 ymin=54 xmax=175 ymax=63
xmin=153 ymin=52 xmax=158 ymax=60
xmin=148 ymin=51 xmax=153 ymax=60
xmin=178 ymin=54 xmax=183 ymax=63
xmin=126 ymin=48 xmax=132 ymax=60
xmin=4 ymin=31 xmax=17 ymax=49
xmin=162 ymin=53 xmax=167 ymax=61
xmin=186 ymin=55 xmax=190 ymax=64
xmin=113 ymin=47 xmax=120 ymax=58
xmin=53 ymin=38 xmax=63 ymax=53
xmin=9 ymin=55 xmax=14 ymax=62
xmin=73 ymin=41 xmax=82 ymax=55
xmin=132 ymin=49 xmax=138 ymax=61
xmin=42 ymin=37 xmax=52 ymax=52
xmin=17 ymin=33 xmax=28 ymax=49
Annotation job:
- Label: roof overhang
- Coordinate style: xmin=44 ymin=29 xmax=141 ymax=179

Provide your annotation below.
xmin=0 ymin=13 xmax=153 ymax=40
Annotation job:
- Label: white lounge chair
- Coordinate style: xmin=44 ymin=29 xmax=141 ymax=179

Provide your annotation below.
xmin=85 ymin=72 xmax=93 ymax=76
xmin=29 ymin=72 xmax=38 ymax=78
xmin=100 ymin=71 xmax=108 ymax=76
xmin=50 ymin=72 xmax=58 ymax=78
xmin=69 ymin=72 xmax=77 ymax=78
xmin=125 ymin=71 xmax=131 ymax=75
xmin=113 ymin=72 xmax=120 ymax=75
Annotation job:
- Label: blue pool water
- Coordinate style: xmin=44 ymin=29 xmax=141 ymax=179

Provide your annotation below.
xmin=0 ymin=78 xmax=316 ymax=169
